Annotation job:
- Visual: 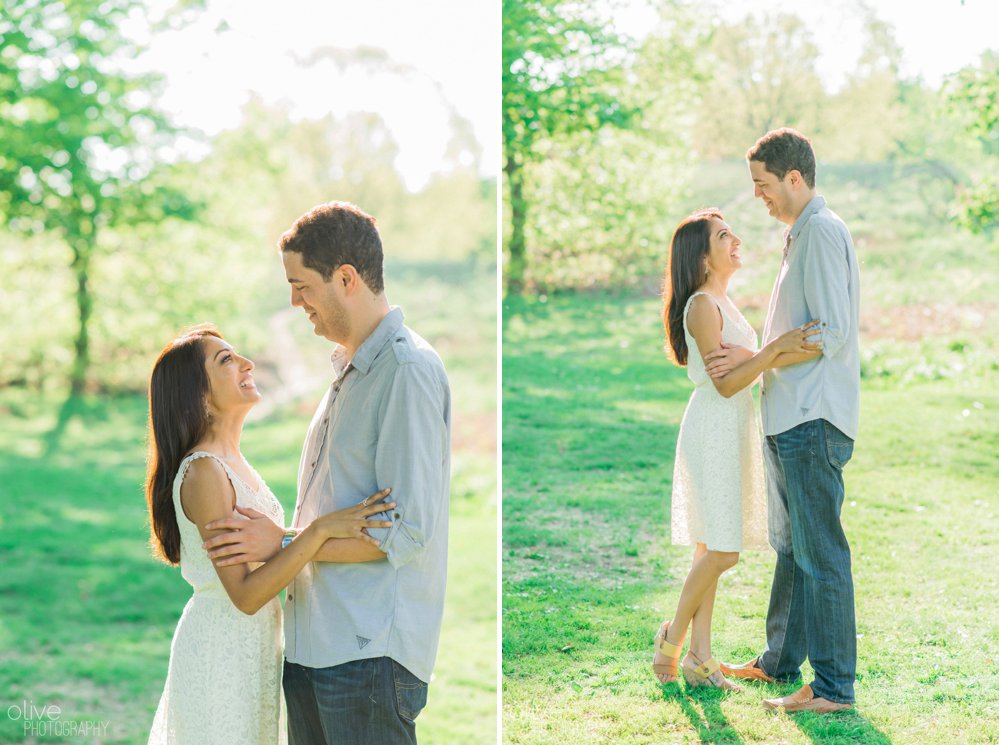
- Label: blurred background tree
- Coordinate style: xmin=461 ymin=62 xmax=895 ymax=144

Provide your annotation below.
xmin=502 ymin=0 xmax=636 ymax=291
xmin=947 ymin=50 xmax=999 ymax=233
xmin=502 ymin=3 xmax=999 ymax=297
xmin=0 ymin=0 xmax=203 ymax=393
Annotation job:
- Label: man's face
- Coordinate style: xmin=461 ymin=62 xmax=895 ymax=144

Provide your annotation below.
xmin=282 ymin=250 xmax=351 ymax=343
xmin=749 ymin=160 xmax=795 ymax=224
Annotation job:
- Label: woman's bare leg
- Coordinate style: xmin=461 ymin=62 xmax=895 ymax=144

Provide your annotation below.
xmin=688 ymin=544 xmax=717 ymax=660
xmin=654 ymin=544 xmax=738 ymax=682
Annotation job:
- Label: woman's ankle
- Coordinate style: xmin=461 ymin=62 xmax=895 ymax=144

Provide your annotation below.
xmin=687 ymin=645 xmax=712 ymax=662
xmin=664 ymin=621 xmax=684 ymax=646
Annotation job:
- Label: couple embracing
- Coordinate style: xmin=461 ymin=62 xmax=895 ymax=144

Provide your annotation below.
xmin=145 ymin=202 xmax=451 ymax=744
xmin=653 ymin=128 xmax=861 ymax=713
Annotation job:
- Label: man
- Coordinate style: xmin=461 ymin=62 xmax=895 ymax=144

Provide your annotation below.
xmin=713 ymin=128 xmax=861 ymax=712
xmin=203 ymin=201 xmax=451 ymax=743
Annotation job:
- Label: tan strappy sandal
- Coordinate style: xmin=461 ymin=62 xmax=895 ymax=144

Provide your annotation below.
xmin=681 ymin=650 xmax=743 ymax=691
xmin=652 ymin=621 xmax=684 ymax=683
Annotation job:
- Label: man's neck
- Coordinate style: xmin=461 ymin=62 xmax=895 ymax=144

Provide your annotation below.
xmin=783 ymin=190 xmax=818 ymax=226
xmin=340 ymin=298 xmax=392 ymax=362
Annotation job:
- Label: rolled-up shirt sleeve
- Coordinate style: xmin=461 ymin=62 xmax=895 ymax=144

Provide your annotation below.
xmin=802 ymin=220 xmax=852 ymax=359
xmin=371 ymin=360 xmax=448 ymax=569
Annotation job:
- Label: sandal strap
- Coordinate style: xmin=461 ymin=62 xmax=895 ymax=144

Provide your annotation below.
xmin=656 ymin=638 xmax=682 ymax=657
xmin=692 ymin=657 xmax=720 ymax=679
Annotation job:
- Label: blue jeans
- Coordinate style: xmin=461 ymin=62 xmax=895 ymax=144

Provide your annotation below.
xmin=284 ymin=657 xmax=428 ymax=745
xmin=759 ymin=418 xmax=857 ymax=704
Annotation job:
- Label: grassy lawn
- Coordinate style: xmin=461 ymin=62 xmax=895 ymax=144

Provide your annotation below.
xmin=0 ymin=265 xmax=497 ymax=745
xmin=501 ymin=291 xmax=998 ymax=744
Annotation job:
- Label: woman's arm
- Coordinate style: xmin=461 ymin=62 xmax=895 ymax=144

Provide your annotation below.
xmin=202 ymin=489 xmax=393 ymax=567
xmin=690 ymin=299 xmax=821 ymax=397
xmin=181 ymin=459 xmax=392 ymax=614
xmin=770 ymin=349 xmax=823 ymax=368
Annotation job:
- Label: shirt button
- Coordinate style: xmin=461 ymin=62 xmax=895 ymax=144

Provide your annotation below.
xmin=311 ymin=461 xmax=316 ymax=468
xmin=393 ymin=512 xmax=400 ymax=519
xmin=288 ymin=594 xmax=293 ymax=601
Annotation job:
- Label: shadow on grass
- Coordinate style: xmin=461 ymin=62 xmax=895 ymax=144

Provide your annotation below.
xmin=658 ymin=684 xmax=894 ymax=745
xmin=660 ymin=684 xmax=745 ymax=744
xmin=42 ymin=393 xmax=116 ymax=457
xmin=791 ymin=708 xmax=893 ymax=745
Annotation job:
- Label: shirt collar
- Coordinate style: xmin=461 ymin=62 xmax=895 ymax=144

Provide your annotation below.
xmin=330 ymin=306 xmax=405 ymax=376
xmin=788 ymin=195 xmax=826 ymax=242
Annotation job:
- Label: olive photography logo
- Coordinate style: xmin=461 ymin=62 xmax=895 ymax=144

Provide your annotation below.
xmin=7 ymin=699 xmax=110 ymax=738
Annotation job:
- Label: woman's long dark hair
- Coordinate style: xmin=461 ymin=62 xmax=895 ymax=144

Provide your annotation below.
xmin=662 ymin=209 xmax=722 ymax=366
xmin=145 ymin=325 xmax=222 ymax=564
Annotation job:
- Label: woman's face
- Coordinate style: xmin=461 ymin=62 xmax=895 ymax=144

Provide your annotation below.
xmin=201 ymin=336 xmax=260 ymax=414
xmin=704 ymin=217 xmax=742 ymax=277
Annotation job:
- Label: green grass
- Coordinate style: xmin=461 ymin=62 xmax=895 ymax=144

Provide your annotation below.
xmin=0 ymin=265 xmax=497 ymax=745
xmin=501 ymin=291 xmax=999 ymax=744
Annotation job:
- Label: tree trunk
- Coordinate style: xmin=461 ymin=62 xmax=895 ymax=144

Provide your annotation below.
xmin=69 ymin=234 xmax=94 ymax=395
xmin=505 ymin=153 xmax=527 ymax=294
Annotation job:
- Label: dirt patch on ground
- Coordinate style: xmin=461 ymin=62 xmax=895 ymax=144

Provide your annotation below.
xmin=860 ymin=302 xmax=995 ymax=341
xmin=688 ymin=294 xmax=996 ymax=343
xmin=504 ymin=505 xmax=660 ymax=590
xmin=452 ymin=411 xmax=497 ymax=455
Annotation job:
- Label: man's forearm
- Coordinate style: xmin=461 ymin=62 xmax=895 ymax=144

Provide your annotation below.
xmin=312 ymin=537 xmax=387 ymax=563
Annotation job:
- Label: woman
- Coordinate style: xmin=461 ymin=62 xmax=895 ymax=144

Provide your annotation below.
xmin=145 ymin=325 xmax=393 ymax=744
xmin=651 ymin=210 xmax=821 ymax=689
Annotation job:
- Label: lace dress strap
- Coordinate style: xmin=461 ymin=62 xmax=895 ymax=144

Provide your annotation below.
xmin=179 ymin=450 xmax=255 ymax=490
xmin=173 ymin=451 xmax=242 ymax=522
xmin=178 ymin=450 xmax=226 ymax=476
xmin=683 ymin=291 xmax=726 ymax=331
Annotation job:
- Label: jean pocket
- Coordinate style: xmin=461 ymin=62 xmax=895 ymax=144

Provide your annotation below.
xmin=822 ymin=420 xmax=854 ymax=469
xmin=391 ymin=660 xmax=428 ymax=723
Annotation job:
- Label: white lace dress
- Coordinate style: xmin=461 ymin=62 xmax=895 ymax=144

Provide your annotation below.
xmin=148 ymin=452 xmax=287 ymax=745
xmin=670 ymin=292 xmax=768 ymax=552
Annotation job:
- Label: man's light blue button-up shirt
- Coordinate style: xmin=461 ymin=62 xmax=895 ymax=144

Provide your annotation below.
xmin=761 ymin=196 xmax=861 ymax=440
xmin=285 ymin=307 xmax=451 ymax=683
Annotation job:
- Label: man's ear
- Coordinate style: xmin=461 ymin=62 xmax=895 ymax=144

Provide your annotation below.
xmin=787 ymin=169 xmax=803 ymax=189
xmin=338 ymin=264 xmax=360 ymax=292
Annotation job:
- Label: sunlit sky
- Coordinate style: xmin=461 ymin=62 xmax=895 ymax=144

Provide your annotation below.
xmin=136 ymin=0 xmax=498 ymax=191
xmin=136 ymin=1 xmax=995 ymax=191
xmin=613 ymin=0 xmax=998 ymax=91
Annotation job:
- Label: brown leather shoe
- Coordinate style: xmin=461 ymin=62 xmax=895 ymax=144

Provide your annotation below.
xmin=719 ymin=656 xmax=775 ymax=683
xmin=762 ymin=684 xmax=854 ymax=713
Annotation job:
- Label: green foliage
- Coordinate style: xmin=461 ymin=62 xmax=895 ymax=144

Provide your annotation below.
xmin=0 ymin=0 xmax=204 ymax=392
xmin=503 ymin=1 xmax=705 ymax=292
xmin=502 ymin=0 xmax=633 ymax=161
xmin=947 ymin=51 xmax=999 ymax=233
xmin=502 ymin=0 xmax=639 ymax=290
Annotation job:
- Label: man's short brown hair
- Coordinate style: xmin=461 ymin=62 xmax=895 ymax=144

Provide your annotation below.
xmin=279 ymin=201 xmax=385 ymax=293
xmin=747 ymin=128 xmax=816 ymax=189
